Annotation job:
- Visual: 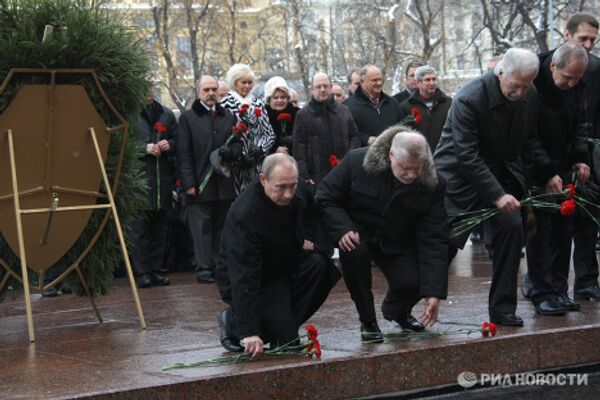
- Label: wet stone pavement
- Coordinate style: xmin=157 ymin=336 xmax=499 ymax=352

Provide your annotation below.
xmin=1 ymin=243 xmax=600 ymax=400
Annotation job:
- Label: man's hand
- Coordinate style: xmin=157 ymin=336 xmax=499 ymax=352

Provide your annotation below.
xmin=146 ymin=143 xmax=161 ymax=157
xmin=303 ymin=240 xmax=314 ymax=251
xmin=186 ymin=187 xmax=197 ymax=197
xmin=241 ymin=335 xmax=264 ymax=359
xmin=574 ymin=163 xmax=591 ymax=185
xmin=419 ymin=297 xmax=440 ymax=327
xmin=157 ymin=139 xmax=170 ymax=152
xmin=494 ymin=194 xmax=520 ymax=213
xmin=338 ymin=230 xmax=360 ymax=252
xmin=367 ymin=136 xmax=377 ymax=145
xmin=545 ymin=175 xmax=563 ymax=194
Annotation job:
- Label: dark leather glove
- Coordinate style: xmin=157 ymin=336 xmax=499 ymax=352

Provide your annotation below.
xmin=248 ymin=146 xmax=264 ymax=163
xmin=219 ymin=145 xmax=234 ymax=163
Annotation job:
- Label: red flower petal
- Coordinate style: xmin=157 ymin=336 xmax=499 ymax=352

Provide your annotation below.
xmin=565 ymin=183 xmax=576 ymax=198
xmin=560 ymin=199 xmax=576 ymax=216
xmin=254 ymin=108 xmax=262 ymax=117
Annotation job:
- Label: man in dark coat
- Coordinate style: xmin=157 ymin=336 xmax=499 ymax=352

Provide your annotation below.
xmin=434 ymin=48 xmax=556 ymax=326
xmin=316 ymin=126 xmax=449 ymax=342
xmin=177 ymin=75 xmax=236 ymax=283
xmin=564 ymin=13 xmax=600 ymax=302
xmin=344 ymin=65 xmax=403 ymax=146
xmin=130 ymin=92 xmax=177 ymax=288
xmin=523 ymin=42 xmax=590 ymax=315
xmin=399 ymin=65 xmax=451 ymax=150
xmin=393 ymin=61 xmax=424 ymax=105
xmin=293 ymin=72 xmax=361 ymax=185
xmin=215 ymin=154 xmax=340 ymax=357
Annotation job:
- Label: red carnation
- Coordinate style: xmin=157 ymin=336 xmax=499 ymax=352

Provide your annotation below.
xmin=411 ymin=107 xmax=423 ymax=125
xmin=560 ymin=199 xmax=576 ymax=216
xmin=277 ymin=113 xmax=293 ymax=122
xmin=329 ymin=154 xmax=340 ymax=168
xmin=481 ymin=322 xmax=496 ymax=337
xmin=565 ymin=183 xmax=576 ymax=199
xmin=175 ymin=179 xmax=182 ymax=187
xmin=154 ymin=122 xmax=167 ymax=134
xmin=232 ymin=121 xmax=248 ymax=135
xmin=239 ymin=104 xmax=250 ymax=115
xmin=306 ymin=324 xmax=318 ymax=339
xmin=254 ymin=107 xmax=262 ymax=117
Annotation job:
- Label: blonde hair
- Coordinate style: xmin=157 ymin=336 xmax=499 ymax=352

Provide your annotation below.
xmin=225 ymin=63 xmax=256 ymax=92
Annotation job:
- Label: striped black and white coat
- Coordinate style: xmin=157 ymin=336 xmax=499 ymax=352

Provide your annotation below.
xmin=221 ymin=91 xmax=275 ymax=194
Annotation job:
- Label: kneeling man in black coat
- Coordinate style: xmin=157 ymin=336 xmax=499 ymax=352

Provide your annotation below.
xmin=316 ymin=126 xmax=449 ymax=342
xmin=215 ymin=153 xmax=340 ymax=357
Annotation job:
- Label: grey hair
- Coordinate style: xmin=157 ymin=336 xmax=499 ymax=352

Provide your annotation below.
xmin=415 ymin=65 xmax=437 ymax=81
xmin=261 ymin=153 xmax=298 ymax=180
xmin=552 ymin=41 xmax=588 ymax=69
xmin=495 ymin=48 xmax=539 ymax=78
xmin=225 ymin=63 xmax=256 ymax=91
xmin=197 ymin=75 xmax=218 ymax=91
xmin=390 ymin=130 xmax=431 ymax=161
xmin=359 ymin=64 xmax=380 ymax=79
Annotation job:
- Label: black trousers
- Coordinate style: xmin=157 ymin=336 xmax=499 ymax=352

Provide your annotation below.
xmin=572 ymin=209 xmax=600 ymax=291
xmin=451 ymin=210 xmax=524 ymax=315
xmin=130 ymin=209 xmax=168 ymax=277
xmin=526 ymin=209 xmax=573 ymax=304
xmin=224 ymin=252 xmax=340 ymax=345
xmin=185 ymin=201 xmax=230 ymax=274
xmin=340 ymin=241 xmax=420 ymax=324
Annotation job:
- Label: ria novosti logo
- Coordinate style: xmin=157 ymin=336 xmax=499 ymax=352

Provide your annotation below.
xmin=457 ymin=371 xmax=588 ymax=388
xmin=457 ymin=371 xmax=478 ymax=388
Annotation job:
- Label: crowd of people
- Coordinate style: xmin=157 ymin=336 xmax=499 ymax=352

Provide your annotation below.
xmin=129 ymin=12 xmax=600 ymax=358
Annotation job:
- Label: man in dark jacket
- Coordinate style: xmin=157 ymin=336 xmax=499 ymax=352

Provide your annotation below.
xmin=524 ymin=42 xmax=590 ymax=316
xmin=434 ymin=48 xmax=557 ymax=326
xmin=316 ymin=126 xmax=449 ymax=342
xmin=130 ymin=91 xmax=176 ymax=288
xmin=293 ymin=72 xmax=361 ymax=185
xmin=215 ymin=154 xmax=340 ymax=357
xmin=177 ymin=75 xmax=236 ymax=283
xmin=399 ymin=65 xmax=451 ymax=150
xmin=564 ymin=13 xmax=600 ymax=302
xmin=344 ymin=65 xmax=403 ymax=146
xmin=393 ymin=61 xmax=424 ymax=105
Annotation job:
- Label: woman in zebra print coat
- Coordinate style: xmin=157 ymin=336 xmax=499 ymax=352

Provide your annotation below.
xmin=221 ymin=63 xmax=275 ymax=194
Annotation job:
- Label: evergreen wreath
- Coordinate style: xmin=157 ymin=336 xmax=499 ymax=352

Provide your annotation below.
xmin=0 ymin=0 xmax=151 ymax=298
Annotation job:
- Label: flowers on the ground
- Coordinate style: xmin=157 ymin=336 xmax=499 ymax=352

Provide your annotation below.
xmin=481 ymin=322 xmax=497 ymax=337
xmin=329 ymin=154 xmax=340 ymax=168
xmin=304 ymin=324 xmax=321 ymax=359
xmin=162 ymin=324 xmax=322 ymax=371
xmin=560 ymin=199 xmax=576 ymax=216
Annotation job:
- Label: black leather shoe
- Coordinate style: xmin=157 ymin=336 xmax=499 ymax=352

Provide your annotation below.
xmin=574 ymin=285 xmax=600 ymax=301
xmin=137 ymin=274 xmax=153 ymax=289
xmin=521 ymin=277 xmax=533 ymax=300
xmin=41 ymin=287 xmax=59 ymax=297
xmin=396 ymin=315 xmax=425 ymax=332
xmin=534 ymin=298 xmax=567 ymax=316
xmin=151 ymin=273 xmax=170 ymax=286
xmin=556 ymin=293 xmax=580 ymax=311
xmin=196 ymin=271 xmax=215 ymax=283
xmin=218 ymin=309 xmax=243 ymax=352
xmin=360 ymin=322 xmax=384 ymax=343
xmin=490 ymin=312 xmax=524 ymax=326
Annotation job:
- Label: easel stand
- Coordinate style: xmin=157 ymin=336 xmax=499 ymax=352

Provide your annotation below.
xmin=4 ymin=127 xmax=146 ymax=342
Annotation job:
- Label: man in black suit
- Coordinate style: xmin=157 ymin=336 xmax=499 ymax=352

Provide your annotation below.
xmin=215 ymin=154 xmax=340 ymax=357
xmin=177 ymin=75 xmax=236 ymax=284
xmin=130 ymin=90 xmax=176 ymax=288
xmin=393 ymin=61 xmax=424 ymax=104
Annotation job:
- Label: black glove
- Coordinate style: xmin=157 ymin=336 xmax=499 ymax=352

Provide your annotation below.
xmin=219 ymin=145 xmax=233 ymax=163
xmin=219 ymin=142 xmax=244 ymax=163
xmin=280 ymin=136 xmax=293 ymax=151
